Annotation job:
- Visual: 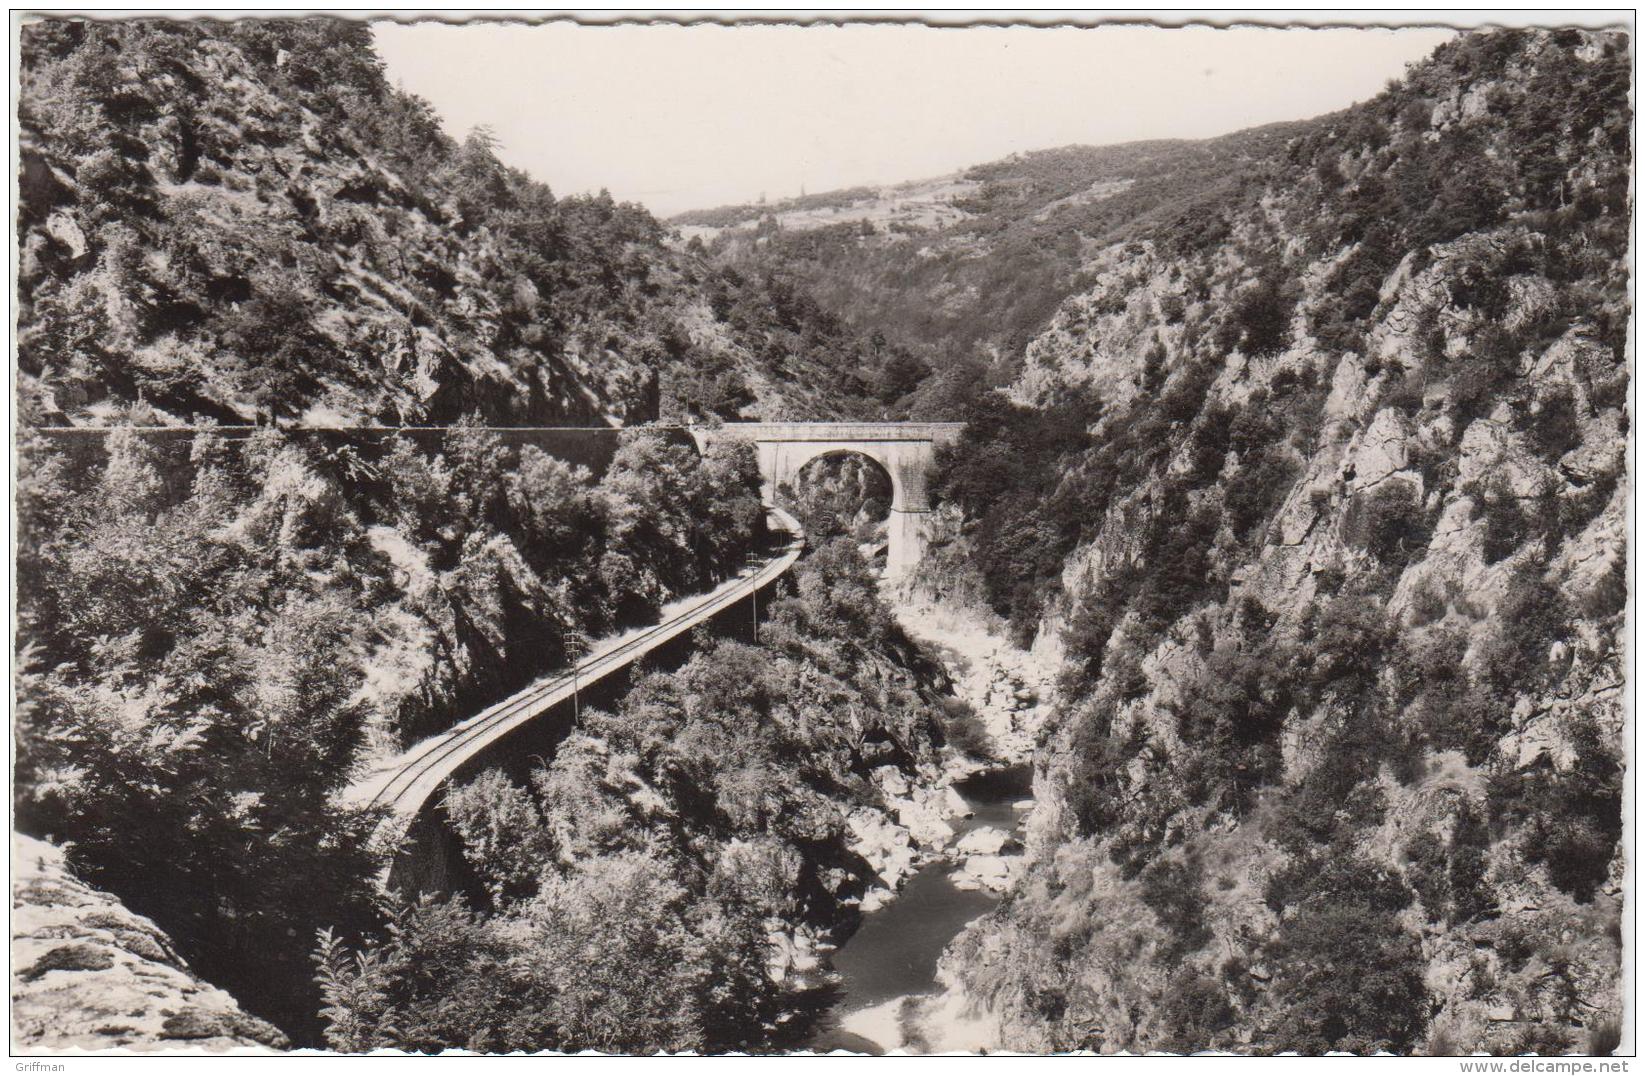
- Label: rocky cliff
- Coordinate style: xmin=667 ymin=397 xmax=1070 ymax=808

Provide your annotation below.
xmin=920 ymin=28 xmax=1628 ymax=1055
xmin=12 ymin=835 xmax=289 ymax=1053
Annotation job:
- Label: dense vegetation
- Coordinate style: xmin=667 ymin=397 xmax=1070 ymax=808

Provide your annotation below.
xmin=314 ymin=540 xmax=952 ymax=1052
xmin=781 ymin=453 xmax=893 ymax=550
xmin=674 ymin=185 xmax=881 ymax=229
xmin=13 ymin=421 xmax=768 ymax=1035
xmin=17 ymin=17 xmax=903 ymax=426
xmin=911 ymin=28 xmax=1629 ymax=1055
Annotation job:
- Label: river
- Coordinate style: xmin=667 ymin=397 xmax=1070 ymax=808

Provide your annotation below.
xmin=805 ymin=763 xmax=1033 ymax=1054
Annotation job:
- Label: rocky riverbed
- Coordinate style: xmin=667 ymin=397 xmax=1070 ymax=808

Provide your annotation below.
xmin=803 ymin=597 xmax=1057 ymax=1053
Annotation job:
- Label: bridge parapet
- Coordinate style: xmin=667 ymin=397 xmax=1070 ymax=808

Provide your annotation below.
xmin=695 ymin=422 xmax=966 ymax=445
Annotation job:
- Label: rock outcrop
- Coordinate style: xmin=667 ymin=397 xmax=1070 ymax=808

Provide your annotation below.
xmin=12 ymin=835 xmax=288 ymax=1053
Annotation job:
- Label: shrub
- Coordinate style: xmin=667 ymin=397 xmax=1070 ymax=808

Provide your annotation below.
xmin=1139 ymin=855 xmax=1213 ymax=964
xmin=1158 ymin=970 xmax=1235 ymax=1052
xmin=1228 ymin=274 xmax=1299 ymax=357
xmin=1378 ymin=368 xmax=1427 ymax=416
xmin=1396 ymin=629 xmax=1502 ymax=764
xmin=1486 ymin=718 xmax=1621 ymax=903
xmin=1185 ymin=405 xmax=1233 ymax=487
xmin=1263 ymin=857 xmax=1427 ymax=1054
xmin=1159 ymin=361 xmax=1218 ymax=425
xmin=1064 ymin=708 xmax=1148 ymax=838
xmin=1407 ymin=577 xmax=1448 ymax=626
xmin=1404 ymin=801 xmax=1493 ymax=925
xmin=1465 ymin=478 xmax=1546 ymax=564
xmin=1476 ymin=563 xmax=1571 ymax=700
xmin=1426 ymin=1025 xmax=1465 ymax=1056
xmin=1172 ymin=640 xmax=1293 ymax=814
xmin=1302 ymin=590 xmax=1394 ymax=702
xmin=1449 ymin=324 xmax=1524 ymax=432
xmin=1131 ymin=491 xmax=1223 ymax=639
xmin=1344 ymin=479 xmax=1433 ymax=568
xmin=1224 ymin=448 xmax=1299 ymax=540
xmin=1517 ymin=385 xmax=1581 ymax=463
xmin=937 ymin=697 xmax=995 ymax=761
xmin=1496 ymin=920 xmax=1537 ymax=972
xmin=1511 ymin=1024 xmax=1575 ymax=1057
xmin=1588 ymin=1016 xmax=1623 ymax=1056
xmin=1578 ymin=557 xmax=1627 ymax=620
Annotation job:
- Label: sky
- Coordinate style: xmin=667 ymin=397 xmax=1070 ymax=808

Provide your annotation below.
xmin=371 ymin=19 xmax=1459 ymax=218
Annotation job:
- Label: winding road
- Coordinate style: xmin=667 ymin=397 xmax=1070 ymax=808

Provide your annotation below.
xmin=344 ymin=505 xmax=805 ymax=824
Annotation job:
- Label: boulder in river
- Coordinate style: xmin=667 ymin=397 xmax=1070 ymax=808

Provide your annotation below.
xmin=955 ymin=826 xmax=1016 ymax=856
xmin=952 ymin=854 xmax=1020 ymax=893
xmin=895 ymin=792 xmax=957 ymax=849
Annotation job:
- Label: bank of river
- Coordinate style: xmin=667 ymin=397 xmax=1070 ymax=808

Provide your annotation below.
xmin=805 ymin=764 xmax=1033 ymax=1054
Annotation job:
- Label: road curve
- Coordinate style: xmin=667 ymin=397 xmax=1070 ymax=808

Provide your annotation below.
xmin=344 ymin=505 xmax=805 ymax=824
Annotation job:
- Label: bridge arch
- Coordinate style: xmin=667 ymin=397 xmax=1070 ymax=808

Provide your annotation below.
xmin=691 ymin=422 xmax=963 ymax=577
xmin=780 ymin=449 xmax=894 ymax=561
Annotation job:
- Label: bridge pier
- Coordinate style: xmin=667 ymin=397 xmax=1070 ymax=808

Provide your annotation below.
xmin=886 ymin=507 xmax=932 ymax=579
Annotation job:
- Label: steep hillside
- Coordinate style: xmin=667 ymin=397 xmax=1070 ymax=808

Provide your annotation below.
xmin=13 ymin=17 xmax=999 ymax=1049
xmin=676 ymin=124 xmax=1315 ymax=407
xmin=14 ymin=16 xmax=868 ymax=1045
xmin=17 ymin=17 xmax=893 ymax=426
xmin=912 ymin=27 xmax=1629 ymax=1055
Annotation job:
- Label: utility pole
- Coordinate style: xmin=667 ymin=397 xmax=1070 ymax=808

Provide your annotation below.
xmin=564 ymin=629 xmax=590 ymax=721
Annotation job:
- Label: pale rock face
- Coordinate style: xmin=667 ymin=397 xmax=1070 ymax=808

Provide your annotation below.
xmin=12 ymin=834 xmax=288 ymax=1053
xmin=858 ymin=887 xmax=895 ymax=914
xmin=766 ymin=926 xmax=827 ymax=987
xmin=873 ymin=765 xmax=912 ymax=799
xmin=1345 ymin=408 xmax=1416 ymax=494
xmin=888 ymin=596 xmax=1059 ymax=766
xmin=895 ymin=793 xmax=958 ymax=850
xmin=44 ymin=211 xmax=87 ymax=258
xmin=1323 ymin=349 xmax=1371 ymax=426
xmin=1457 ymin=420 xmax=1553 ymax=496
xmin=1012 ymin=242 xmax=1168 ymax=414
xmin=1552 ymin=481 xmax=1626 ymax=595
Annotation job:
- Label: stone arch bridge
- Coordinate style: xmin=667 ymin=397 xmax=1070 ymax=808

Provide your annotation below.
xmin=691 ymin=422 xmax=965 ymax=577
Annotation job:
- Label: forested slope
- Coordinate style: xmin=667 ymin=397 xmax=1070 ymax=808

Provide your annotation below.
xmin=907 ymin=28 xmax=1629 ymax=1054
xmin=17 ymin=18 xmax=904 ymax=425
xmin=313 ymin=542 xmax=964 ymax=1053
xmin=15 ymin=420 xmax=773 ymax=1038
xmin=12 ymin=17 xmax=948 ymax=1046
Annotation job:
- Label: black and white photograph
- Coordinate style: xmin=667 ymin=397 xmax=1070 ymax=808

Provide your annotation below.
xmin=9 ymin=8 xmax=1634 ymax=1059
